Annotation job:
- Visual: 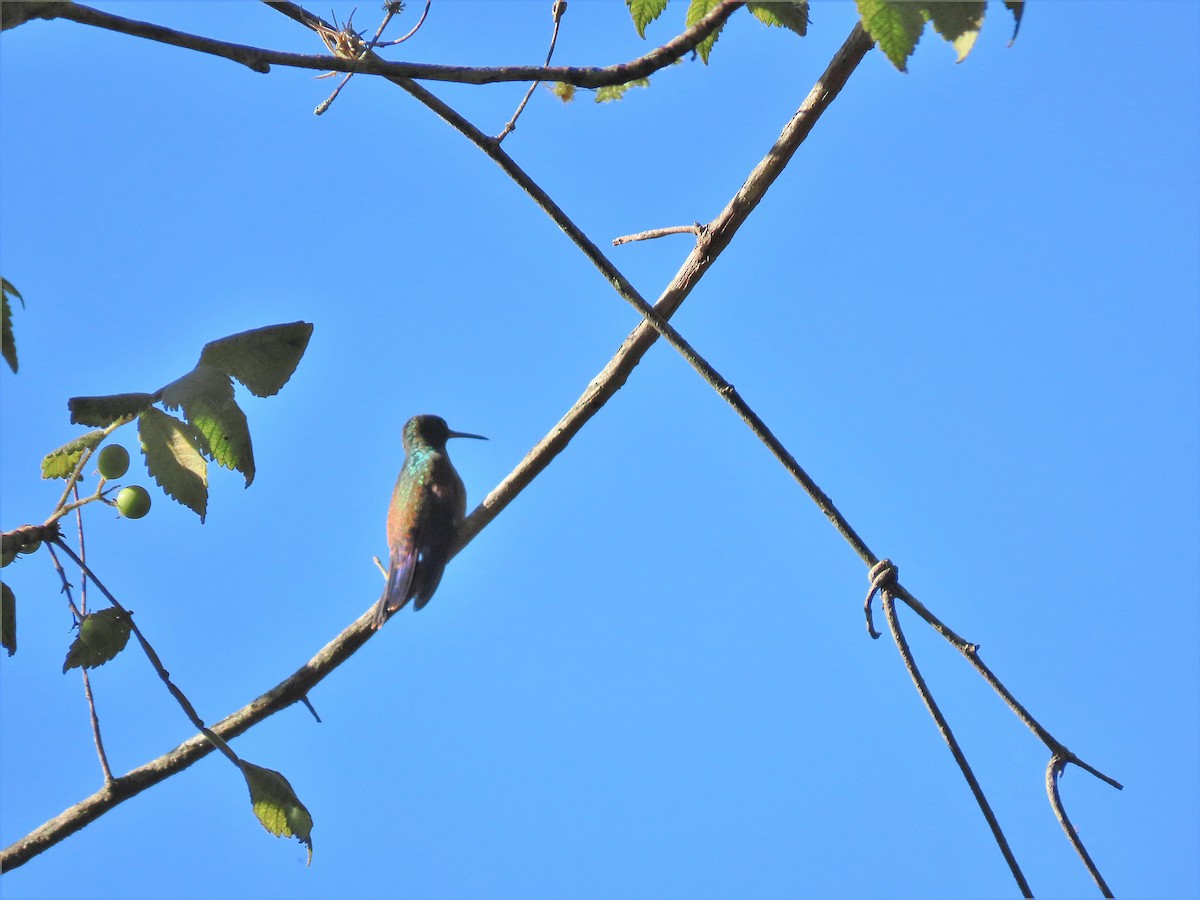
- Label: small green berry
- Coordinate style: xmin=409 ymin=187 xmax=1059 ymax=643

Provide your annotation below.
xmin=97 ymin=445 xmax=131 ymax=479
xmin=116 ymin=485 xmax=151 ymax=519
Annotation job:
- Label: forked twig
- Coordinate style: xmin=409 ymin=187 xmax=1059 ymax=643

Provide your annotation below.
xmin=883 ymin=592 xmax=1033 ymax=897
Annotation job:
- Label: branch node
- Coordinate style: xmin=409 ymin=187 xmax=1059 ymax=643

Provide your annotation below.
xmin=863 ymin=558 xmax=897 ymax=640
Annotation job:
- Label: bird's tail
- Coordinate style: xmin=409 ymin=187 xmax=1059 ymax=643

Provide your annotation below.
xmin=371 ymin=543 xmax=418 ymax=630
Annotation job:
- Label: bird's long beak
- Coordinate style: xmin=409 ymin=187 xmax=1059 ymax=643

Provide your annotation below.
xmin=448 ymin=429 xmax=488 ymax=441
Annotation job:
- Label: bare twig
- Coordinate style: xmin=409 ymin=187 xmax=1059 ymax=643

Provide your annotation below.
xmin=41 ymin=541 xmax=82 ymax=624
xmin=73 ymin=493 xmax=115 ymax=783
xmin=80 ymin=671 xmax=115 ymax=784
xmin=18 ymin=1 xmax=740 ymax=88
xmin=882 ymin=593 xmax=1034 ymax=898
xmin=612 ymin=224 xmax=705 ymax=246
xmin=1047 ymin=755 xmax=1116 ymax=898
xmin=373 ymin=0 xmax=432 ymax=48
xmin=497 ymin=0 xmax=567 ymax=143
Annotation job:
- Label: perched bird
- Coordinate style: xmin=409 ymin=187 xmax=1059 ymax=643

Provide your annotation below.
xmin=371 ymin=415 xmax=486 ymax=629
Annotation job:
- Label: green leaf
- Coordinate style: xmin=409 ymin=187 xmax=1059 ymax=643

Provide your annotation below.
xmin=748 ymin=1 xmax=808 ymax=36
xmin=856 ymin=0 xmax=925 ymax=71
xmin=550 ymin=82 xmax=575 ymax=102
xmin=62 ymin=607 xmax=132 ymax=672
xmin=41 ymin=430 xmax=107 ymax=479
xmin=1 ymin=278 xmax=21 ymax=374
xmin=139 ymin=407 xmax=209 ymax=521
xmin=923 ymin=1 xmax=984 ymax=62
xmin=627 ymin=0 xmax=668 ymax=38
xmin=197 ymin=322 xmax=313 ymax=398
xmin=162 ymin=365 xmax=255 ymax=486
xmin=596 ymin=77 xmax=650 ymax=103
xmin=2 ymin=582 xmax=15 ymax=657
xmin=241 ymin=761 xmax=314 ymax=864
xmin=1004 ymin=0 xmax=1023 ymax=45
xmin=68 ymin=394 xmax=154 ymax=427
xmin=685 ymin=0 xmax=724 ymax=64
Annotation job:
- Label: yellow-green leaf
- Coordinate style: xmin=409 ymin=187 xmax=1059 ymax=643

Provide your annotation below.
xmin=138 ymin=407 xmax=208 ymax=521
xmin=748 ymin=1 xmax=808 ymax=37
xmin=596 ymin=78 xmax=650 ymax=103
xmin=162 ymin=365 xmax=255 ymax=485
xmin=41 ymin=430 xmax=107 ymax=480
xmin=856 ymin=0 xmax=925 ymax=72
xmin=627 ymin=0 xmax=668 ymax=38
xmin=685 ymin=0 xmax=723 ymax=64
xmin=241 ymin=761 xmax=314 ymax=864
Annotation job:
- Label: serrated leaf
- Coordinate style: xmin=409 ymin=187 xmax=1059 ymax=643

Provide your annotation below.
xmin=1 ymin=278 xmax=23 ymax=307
xmin=685 ymin=0 xmax=724 ymax=64
xmin=41 ymin=430 xmax=107 ymax=480
xmin=139 ymin=407 xmax=209 ymax=521
xmin=748 ymin=1 xmax=808 ymax=36
xmin=162 ymin=365 xmax=255 ymax=485
xmin=2 ymin=582 xmax=15 ymax=657
xmin=189 ymin=395 xmax=255 ymax=486
xmin=923 ymin=1 xmax=984 ymax=62
xmin=627 ymin=0 xmax=668 ymax=38
xmin=68 ymin=394 xmax=154 ymax=427
xmin=856 ymin=0 xmax=925 ymax=71
xmin=197 ymin=322 xmax=313 ymax=398
xmin=241 ymin=761 xmax=314 ymax=864
xmin=1 ymin=282 xmax=18 ymax=374
xmin=62 ymin=607 xmax=132 ymax=672
xmin=1004 ymin=0 xmax=1023 ymax=45
xmin=596 ymin=77 xmax=650 ymax=103
xmin=550 ymin=82 xmax=575 ymax=102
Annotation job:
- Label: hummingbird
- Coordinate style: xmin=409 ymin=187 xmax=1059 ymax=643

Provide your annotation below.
xmin=371 ymin=415 xmax=487 ymax=630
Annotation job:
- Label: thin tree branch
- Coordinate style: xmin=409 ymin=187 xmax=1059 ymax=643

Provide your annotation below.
xmin=15 ymin=1 xmax=740 ymax=88
xmin=373 ymin=0 xmax=432 ymax=49
xmin=882 ymin=593 xmax=1034 ymax=898
xmin=80 ymin=669 xmax=114 ymax=784
xmin=612 ymin=224 xmax=705 ymax=246
xmin=1047 ymin=755 xmax=1116 ymax=898
xmin=73 ymin=493 xmax=115 ymax=784
xmin=496 ymin=0 xmax=568 ymax=143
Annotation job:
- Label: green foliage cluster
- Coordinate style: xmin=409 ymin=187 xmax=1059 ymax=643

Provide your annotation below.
xmin=3 ymin=318 xmax=315 ymax=859
xmin=45 ymin=322 xmax=313 ymax=521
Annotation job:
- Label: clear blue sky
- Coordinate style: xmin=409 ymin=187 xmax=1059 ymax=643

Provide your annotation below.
xmin=2 ymin=2 xmax=1197 ymax=898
